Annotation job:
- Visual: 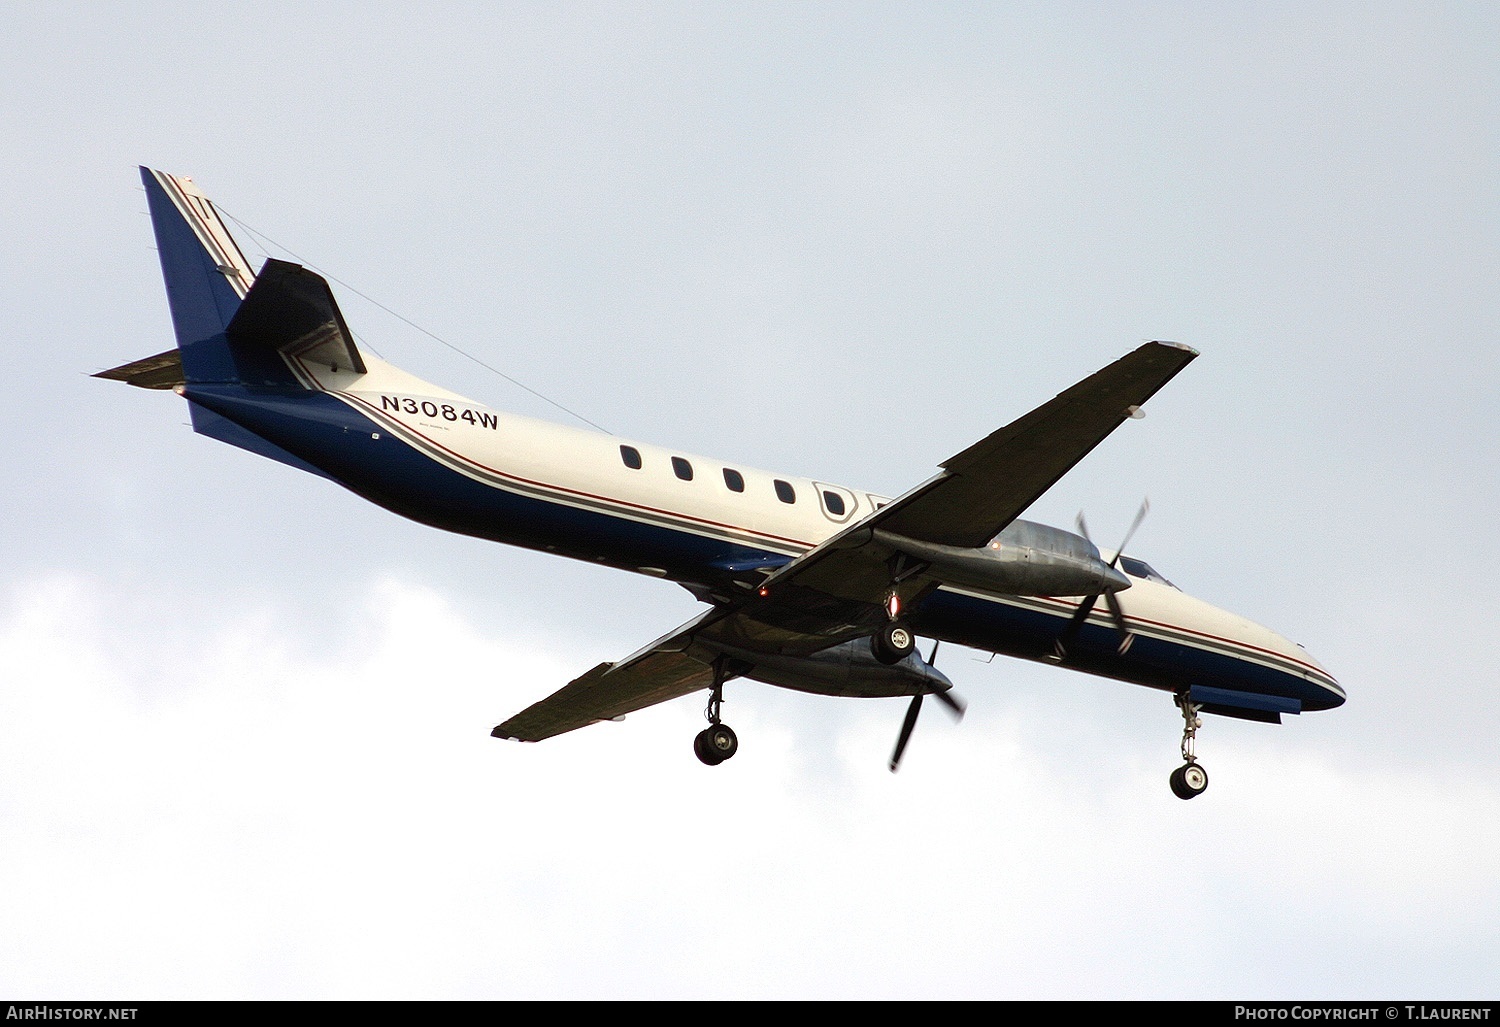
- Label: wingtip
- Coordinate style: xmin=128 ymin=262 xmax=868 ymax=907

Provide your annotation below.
xmin=1152 ymin=340 xmax=1200 ymax=357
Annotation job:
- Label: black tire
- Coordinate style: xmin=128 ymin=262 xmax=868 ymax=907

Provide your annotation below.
xmin=871 ymin=622 xmax=916 ymax=665
xmin=1170 ymin=762 xmax=1208 ymax=800
xmin=694 ymin=728 xmax=725 ymax=766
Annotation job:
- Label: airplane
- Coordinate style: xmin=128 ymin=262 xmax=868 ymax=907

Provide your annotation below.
xmin=98 ymin=167 xmax=1343 ymax=799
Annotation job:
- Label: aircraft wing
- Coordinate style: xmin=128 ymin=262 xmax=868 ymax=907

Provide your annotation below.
xmin=492 ymin=341 xmax=1198 ymax=740
xmin=492 ymin=608 xmax=732 ymax=741
xmin=492 ymin=652 xmax=717 ymax=742
xmin=871 ymin=340 xmax=1196 ymax=548
xmin=491 ymin=598 xmax=871 ymax=740
xmin=753 ymin=340 xmax=1198 ymax=613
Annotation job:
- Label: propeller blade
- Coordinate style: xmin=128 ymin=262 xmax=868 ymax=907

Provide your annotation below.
xmin=889 ymin=694 xmax=924 ymax=772
xmin=933 ymin=687 xmax=966 ymax=720
xmin=1060 ymin=500 xmax=1149 ymax=660
xmin=1110 ymin=498 xmax=1151 ymax=569
xmin=1053 ymin=592 xmax=1100 ymax=661
xmin=1104 ymin=589 xmax=1135 ymax=654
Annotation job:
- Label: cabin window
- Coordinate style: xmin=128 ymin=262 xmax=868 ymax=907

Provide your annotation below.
xmin=620 ymin=445 xmax=642 ymax=470
xmin=821 ymin=490 xmax=846 ymax=516
xmin=672 ymin=457 xmax=694 ymax=481
xmin=723 ymin=468 xmax=745 ymax=493
xmin=774 ymin=479 xmax=796 ymax=504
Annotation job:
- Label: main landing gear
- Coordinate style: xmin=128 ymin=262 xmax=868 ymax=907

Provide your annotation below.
xmin=1169 ymin=693 xmax=1209 ymax=800
xmin=694 ymin=661 xmax=739 ymax=766
xmin=870 ymin=587 xmax=917 ymax=665
xmin=871 ymin=620 xmax=916 ymax=664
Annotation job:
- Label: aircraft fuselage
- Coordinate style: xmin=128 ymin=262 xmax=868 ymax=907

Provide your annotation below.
xmin=182 ymin=352 xmax=1343 ymax=718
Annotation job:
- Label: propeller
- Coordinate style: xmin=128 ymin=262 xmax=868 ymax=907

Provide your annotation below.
xmin=1053 ymin=499 xmax=1149 ymax=661
xmin=889 ymin=642 xmax=966 ymax=772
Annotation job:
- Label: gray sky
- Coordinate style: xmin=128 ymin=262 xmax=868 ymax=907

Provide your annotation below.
xmin=2 ymin=1 xmax=1497 ymax=999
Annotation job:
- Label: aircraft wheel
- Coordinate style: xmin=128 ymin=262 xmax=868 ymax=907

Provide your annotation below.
xmin=1169 ymin=762 xmax=1209 ymax=800
xmin=871 ymin=621 xmax=916 ymax=665
xmin=706 ymin=724 xmax=738 ymax=761
xmin=693 ymin=729 xmax=722 ymax=765
xmin=694 ymin=725 xmax=738 ymax=765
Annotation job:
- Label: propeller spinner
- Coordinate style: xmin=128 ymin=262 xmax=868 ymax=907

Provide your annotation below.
xmin=1053 ymin=499 xmax=1150 ymax=661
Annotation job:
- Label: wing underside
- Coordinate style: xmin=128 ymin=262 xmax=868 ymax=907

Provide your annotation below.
xmin=493 ymin=652 xmax=717 ymax=742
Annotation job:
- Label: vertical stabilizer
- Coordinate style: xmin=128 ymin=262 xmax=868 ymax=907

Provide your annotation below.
xmin=99 ymin=169 xmax=342 ymax=478
xmin=141 ymin=167 xmax=257 ymax=383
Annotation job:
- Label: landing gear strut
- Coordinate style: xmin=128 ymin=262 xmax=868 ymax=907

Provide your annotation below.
xmin=870 ymin=587 xmax=917 ymax=665
xmin=694 ymin=661 xmax=739 ymax=766
xmin=1169 ymin=693 xmax=1209 ymax=800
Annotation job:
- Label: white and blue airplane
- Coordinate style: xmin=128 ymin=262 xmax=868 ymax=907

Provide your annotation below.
xmin=99 ymin=168 xmax=1343 ymax=798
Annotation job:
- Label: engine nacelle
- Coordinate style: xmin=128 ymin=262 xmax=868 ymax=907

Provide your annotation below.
xmin=874 ymin=518 xmax=1130 ymax=597
xmin=719 ymin=638 xmax=952 ymax=699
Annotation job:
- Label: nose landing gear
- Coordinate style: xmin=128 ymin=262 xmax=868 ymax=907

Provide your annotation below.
xmin=1170 ymin=761 xmax=1209 ymax=799
xmin=1170 ymin=693 xmax=1209 ymax=800
xmin=694 ymin=722 xmax=738 ymax=765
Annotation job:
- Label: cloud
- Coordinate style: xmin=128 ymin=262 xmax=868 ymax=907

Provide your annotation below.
xmin=2 ymin=572 xmax=1495 ymax=998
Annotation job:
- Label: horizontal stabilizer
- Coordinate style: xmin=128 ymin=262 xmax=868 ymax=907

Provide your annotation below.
xmin=100 ymin=258 xmax=367 ymax=391
xmin=93 ymin=349 xmax=184 ymax=390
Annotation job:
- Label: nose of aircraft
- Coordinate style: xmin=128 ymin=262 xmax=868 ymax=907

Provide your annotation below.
xmin=1294 ymin=643 xmax=1345 ymax=710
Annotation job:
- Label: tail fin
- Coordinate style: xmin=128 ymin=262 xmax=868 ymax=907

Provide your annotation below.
xmin=98 ymin=168 xmax=364 ymax=390
xmin=95 ymin=168 xmax=256 ymax=389
xmin=143 ymin=167 xmax=259 ymax=384
xmin=98 ymin=168 xmax=366 ymax=480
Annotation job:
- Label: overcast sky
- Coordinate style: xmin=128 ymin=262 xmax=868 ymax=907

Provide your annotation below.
xmin=2 ymin=1 xmax=1497 ymax=1000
